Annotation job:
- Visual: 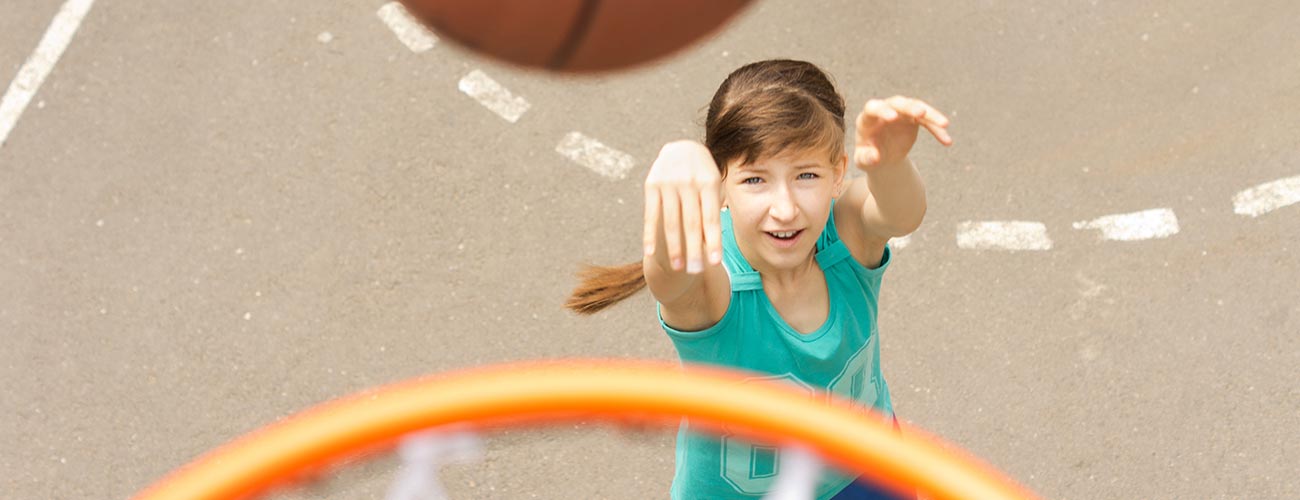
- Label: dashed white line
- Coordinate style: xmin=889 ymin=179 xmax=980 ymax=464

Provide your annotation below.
xmin=555 ymin=132 xmax=636 ymax=180
xmin=376 ymin=2 xmax=438 ymax=53
xmin=0 ymin=0 xmax=95 ymax=148
xmin=458 ymin=70 xmax=530 ymax=123
xmin=1072 ymin=208 xmax=1180 ymax=241
xmin=956 ymin=221 xmax=1053 ymax=251
xmin=1233 ymin=175 xmax=1300 ymax=217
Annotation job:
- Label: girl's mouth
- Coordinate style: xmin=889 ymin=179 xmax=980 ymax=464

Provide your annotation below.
xmin=765 ymin=229 xmax=803 ymax=248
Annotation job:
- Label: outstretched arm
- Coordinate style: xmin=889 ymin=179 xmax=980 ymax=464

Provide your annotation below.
xmin=642 ymin=140 xmax=730 ymax=331
xmin=837 ymin=96 xmax=952 ymax=267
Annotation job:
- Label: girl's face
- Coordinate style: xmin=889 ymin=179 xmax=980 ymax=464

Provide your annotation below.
xmin=724 ymin=148 xmax=846 ymax=273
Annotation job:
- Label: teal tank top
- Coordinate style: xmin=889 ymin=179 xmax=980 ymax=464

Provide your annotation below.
xmin=659 ymin=202 xmax=895 ymax=500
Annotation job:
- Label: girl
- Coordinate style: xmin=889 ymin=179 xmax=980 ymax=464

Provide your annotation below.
xmin=566 ymin=59 xmax=951 ymax=499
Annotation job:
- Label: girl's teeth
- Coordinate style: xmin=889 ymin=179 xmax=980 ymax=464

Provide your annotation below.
xmin=771 ymin=231 xmax=797 ymax=239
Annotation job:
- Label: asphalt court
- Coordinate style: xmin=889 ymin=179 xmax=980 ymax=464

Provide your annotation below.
xmin=2 ymin=3 xmax=61 ymax=72
xmin=2 ymin=1 xmax=1297 ymax=499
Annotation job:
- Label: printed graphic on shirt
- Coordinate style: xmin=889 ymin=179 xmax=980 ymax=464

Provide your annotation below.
xmin=719 ymin=374 xmax=816 ymax=495
xmin=828 ymin=327 xmax=885 ymax=412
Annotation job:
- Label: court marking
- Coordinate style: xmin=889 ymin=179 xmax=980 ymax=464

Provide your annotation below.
xmin=376 ymin=2 xmax=438 ymax=53
xmin=956 ymin=221 xmax=1053 ymax=251
xmin=458 ymin=70 xmax=530 ymax=123
xmin=1072 ymin=208 xmax=1180 ymax=241
xmin=555 ymin=132 xmax=636 ymax=180
xmin=0 ymin=0 xmax=96 ymax=148
xmin=1233 ymin=175 xmax=1300 ymax=217
xmin=362 ymin=6 xmax=1297 ymax=244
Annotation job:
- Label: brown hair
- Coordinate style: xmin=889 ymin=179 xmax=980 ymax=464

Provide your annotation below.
xmin=564 ymin=59 xmax=847 ymax=315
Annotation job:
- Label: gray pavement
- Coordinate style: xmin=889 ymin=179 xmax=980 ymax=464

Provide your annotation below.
xmin=1 ymin=0 xmax=1297 ymax=499
xmin=2 ymin=3 xmax=60 ymax=77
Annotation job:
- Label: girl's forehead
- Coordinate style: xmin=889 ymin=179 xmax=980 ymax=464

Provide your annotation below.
xmin=733 ymin=149 xmax=837 ymax=171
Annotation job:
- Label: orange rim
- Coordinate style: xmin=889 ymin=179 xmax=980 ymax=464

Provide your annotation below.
xmin=132 ymin=359 xmax=1040 ymax=500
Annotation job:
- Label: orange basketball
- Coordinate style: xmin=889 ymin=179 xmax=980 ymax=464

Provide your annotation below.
xmin=397 ymin=0 xmax=753 ymax=72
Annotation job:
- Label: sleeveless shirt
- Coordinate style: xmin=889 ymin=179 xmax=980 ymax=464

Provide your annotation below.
xmin=659 ymin=202 xmax=895 ymax=499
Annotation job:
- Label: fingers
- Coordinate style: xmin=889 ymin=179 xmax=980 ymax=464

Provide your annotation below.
xmin=680 ymin=185 xmax=705 ymax=273
xmin=854 ymin=145 xmax=880 ymax=168
xmin=659 ymin=188 xmax=684 ymax=271
xmin=897 ymin=97 xmax=953 ymax=146
xmin=644 ymin=141 xmax=723 ymax=274
xmin=646 ymin=179 xmax=720 ymax=274
xmin=666 ymin=183 xmax=720 ymax=273
xmin=643 ymin=188 xmax=660 ymax=257
xmin=857 ymin=99 xmax=897 ymax=130
xmin=884 ymin=95 xmax=930 ymax=122
xmin=920 ymin=119 xmax=953 ymax=146
xmin=699 ymin=183 xmax=722 ymax=265
xmin=859 ymin=96 xmax=953 ymax=146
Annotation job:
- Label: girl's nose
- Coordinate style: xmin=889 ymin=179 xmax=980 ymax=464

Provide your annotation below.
xmin=768 ymin=186 xmax=797 ymax=221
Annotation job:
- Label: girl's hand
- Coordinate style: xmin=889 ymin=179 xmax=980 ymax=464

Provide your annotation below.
xmin=854 ymin=96 xmax=953 ymax=170
xmin=643 ymin=140 xmax=723 ymax=274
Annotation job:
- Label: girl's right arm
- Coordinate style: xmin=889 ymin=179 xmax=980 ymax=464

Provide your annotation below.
xmin=642 ymin=140 xmax=730 ymax=332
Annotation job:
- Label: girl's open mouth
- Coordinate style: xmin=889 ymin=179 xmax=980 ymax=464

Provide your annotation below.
xmin=765 ymin=229 xmax=803 ymax=248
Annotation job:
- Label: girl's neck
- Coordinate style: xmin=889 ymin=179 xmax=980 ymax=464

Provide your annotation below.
xmin=752 ymin=254 xmax=820 ymax=291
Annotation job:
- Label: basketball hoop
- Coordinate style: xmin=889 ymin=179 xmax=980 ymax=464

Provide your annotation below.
xmin=132 ymin=359 xmax=1040 ymax=500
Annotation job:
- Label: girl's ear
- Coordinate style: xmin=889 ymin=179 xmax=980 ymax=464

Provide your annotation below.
xmin=833 ymin=154 xmax=848 ymax=197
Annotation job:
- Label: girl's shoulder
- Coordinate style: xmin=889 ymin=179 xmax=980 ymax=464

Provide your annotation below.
xmin=831 ymin=196 xmax=890 ymax=270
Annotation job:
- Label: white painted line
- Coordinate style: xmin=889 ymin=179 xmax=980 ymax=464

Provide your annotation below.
xmin=458 ymin=70 xmax=530 ymax=123
xmin=376 ymin=2 xmax=438 ymax=53
xmin=1072 ymin=208 xmax=1180 ymax=241
xmin=889 ymin=234 xmax=912 ymax=250
xmin=555 ymin=132 xmax=636 ymax=179
xmin=956 ymin=221 xmax=1053 ymax=251
xmin=1233 ymin=175 xmax=1300 ymax=217
xmin=0 ymin=0 xmax=95 ymax=148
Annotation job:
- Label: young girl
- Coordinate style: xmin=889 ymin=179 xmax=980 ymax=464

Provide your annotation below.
xmin=566 ymin=59 xmax=951 ymax=500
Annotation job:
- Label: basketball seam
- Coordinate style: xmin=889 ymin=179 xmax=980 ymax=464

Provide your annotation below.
xmin=547 ymin=0 xmax=601 ymax=70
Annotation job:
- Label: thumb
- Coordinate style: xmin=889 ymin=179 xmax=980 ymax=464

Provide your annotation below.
xmin=854 ymin=145 xmax=879 ymax=169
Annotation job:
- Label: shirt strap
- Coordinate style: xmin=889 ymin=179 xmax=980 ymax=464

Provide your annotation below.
xmin=724 ymin=264 xmax=764 ymax=291
xmin=815 ymin=240 xmax=853 ymax=269
xmin=720 ymin=209 xmax=764 ymax=292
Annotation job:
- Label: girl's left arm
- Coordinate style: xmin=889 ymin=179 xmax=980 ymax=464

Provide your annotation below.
xmin=836 ymin=96 xmax=952 ymax=268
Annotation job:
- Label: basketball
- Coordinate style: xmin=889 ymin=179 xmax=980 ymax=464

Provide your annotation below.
xmin=396 ymin=0 xmax=753 ymax=72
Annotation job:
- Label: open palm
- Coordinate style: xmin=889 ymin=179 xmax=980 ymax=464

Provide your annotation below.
xmin=854 ymin=96 xmax=953 ymax=170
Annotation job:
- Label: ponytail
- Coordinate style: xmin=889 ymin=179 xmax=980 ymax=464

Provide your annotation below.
xmin=564 ymin=261 xmax=647 ymax=314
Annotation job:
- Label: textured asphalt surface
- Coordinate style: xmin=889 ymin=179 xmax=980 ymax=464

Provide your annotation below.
xmin=2 ymin=1 xmax=1297 ymax=499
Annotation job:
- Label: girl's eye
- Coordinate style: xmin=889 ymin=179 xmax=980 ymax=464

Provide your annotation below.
xmin=798 ymin=172 xmax=819 ymax=180
xmin=741 ymin=177 xmax=763 ymax=185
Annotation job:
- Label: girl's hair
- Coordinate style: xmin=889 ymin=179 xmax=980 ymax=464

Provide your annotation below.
xmin=564 ymin=59 xmax=847 ymax=315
